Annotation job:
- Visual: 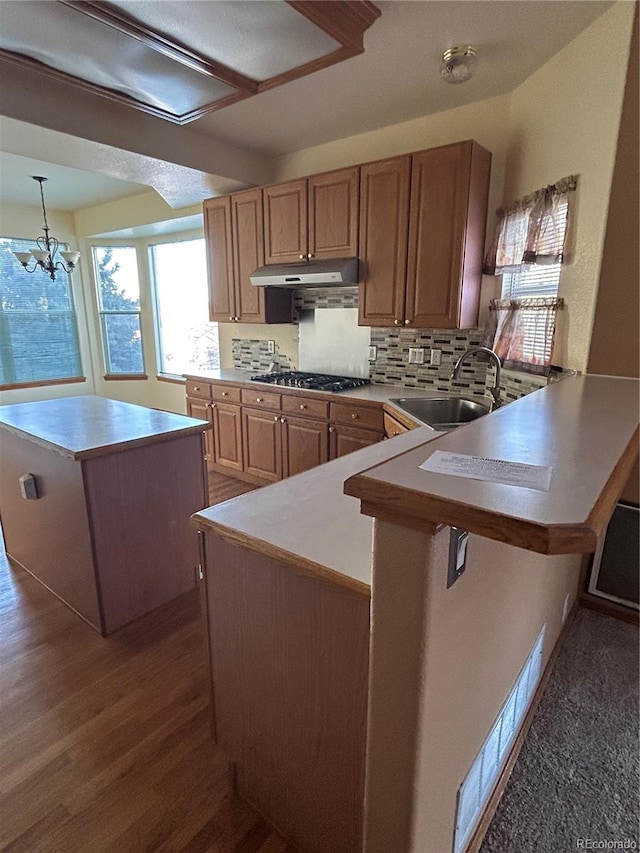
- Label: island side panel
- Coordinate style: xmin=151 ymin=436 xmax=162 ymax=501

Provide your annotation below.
xmin=83 ymin=433 xmax=206 ymax=634
xmin=202 ymin=533 xmax=370 ymax=853
xmin=0 ymin=428 xmax=102 ymax=630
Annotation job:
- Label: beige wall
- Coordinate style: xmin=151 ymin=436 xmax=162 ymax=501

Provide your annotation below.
xmin=504 ymin=0 xmax=635 ymax=373
xmin=364 ymin=521 xmax=582 ymax=853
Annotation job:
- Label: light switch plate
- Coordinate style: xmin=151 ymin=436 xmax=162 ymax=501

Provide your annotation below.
xmin=430 ymin=348 xmax=442 ymax=366
xmin=447 ymin=527 xmax=468 ymax=587
xmin=266 ymin=340 xmax=275 ymax=355
xmin=369 ymin=345 xmax=377 ymax=362
xmin=408 ymin=347 xmax=425 ymax=365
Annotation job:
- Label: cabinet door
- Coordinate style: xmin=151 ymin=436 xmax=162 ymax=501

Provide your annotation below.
xmin=232 ymin=189 xmax=267 ymax=323
xmin=405 ymin=141 xmax=490 ymax=328
xmin=187 ymin=397 xmax=213 ymax=461
xmin=358 ymin=156 xmax=411 ymax=327
xmin=282 ymin=416 xmax=329 ymax=478
xmin=242 ymin=408 xmax=283 ymax=482
xmin=308 ymin=167 xmax=359 ymax=260
xmin=329 ymin=425 xmax=382 ymax=459
xmin=211 ymin=402 xmax=243 ymax=472
xmin=204 ymin=197 xmax=236 ymax=323
xmin=263 ymin=180 xmax=308 ymax=264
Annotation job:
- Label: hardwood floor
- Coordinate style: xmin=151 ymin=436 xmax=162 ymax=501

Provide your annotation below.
xmin=0 ymin=475 xmax=294 ymax=853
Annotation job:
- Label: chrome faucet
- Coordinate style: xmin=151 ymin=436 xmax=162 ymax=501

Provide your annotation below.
xmin=450 ymin=346 xmax=502 ymax=410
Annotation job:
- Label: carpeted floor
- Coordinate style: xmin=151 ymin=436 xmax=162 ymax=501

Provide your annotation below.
xmin=480 ymin=608 xmax=639 ymax=853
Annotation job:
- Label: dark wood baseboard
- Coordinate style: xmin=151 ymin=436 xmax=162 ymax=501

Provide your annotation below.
xmin=579 ymin=591 xmax=639 ymax=625
xmin=465 ymin=603 xmax=580 ymax=853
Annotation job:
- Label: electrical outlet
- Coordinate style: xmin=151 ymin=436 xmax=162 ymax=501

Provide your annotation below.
xmin=266 ymin=340 xmax=275 ymax=355
xmin=562 ymin=593 xmax=571 ymax=622
xmin=408 ymin=347 xmax=425 ymax=365
xmin=430 ymin=348 xmax=442 ymax=367
xmin=369 ymin=345 xmax=377 ymax=362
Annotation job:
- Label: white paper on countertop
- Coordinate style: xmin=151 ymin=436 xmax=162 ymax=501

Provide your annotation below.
xmin=419 ymin=450 xmax=553 ymax=492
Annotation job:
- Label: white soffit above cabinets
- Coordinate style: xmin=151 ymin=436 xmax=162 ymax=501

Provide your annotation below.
xmin=0 ymin=0 xmax=381 ymax=125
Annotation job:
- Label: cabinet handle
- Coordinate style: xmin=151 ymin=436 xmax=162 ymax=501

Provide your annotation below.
xmin=229 ymin=316 xmax=234 ymax=321
xmin=274 ymin=415 xmax=279 ymax=421
xmin=394 ymin=319 xmax=400 ymax=325
xmin=235 ymin=316 xmax=240 ymax=321
xmin=404 ymin=319 xmax=411 ymax=325
xmin=256 ymin=397 xmax=264 ymax=403
xmin=329 ymin=426 xmax=335 ymax=433
xmin=221 ymin=391 xmax=228 ymax=396
xmin=210 ymin=403 xmax=216 ymax=409
xmin=299 ymin=404 xmax=307 ymax=410
xmin=307 ymin=253 xmax=313 ymax=259
xmin=193 ymin=386 xmax=200 ymax=391
xmin=351 ymin=413 xmax=359 ymax=420
xmin=280 ymin=417 xmax=286 ymax=423
xmin=299 ymin=254 xmax=305 ymax=260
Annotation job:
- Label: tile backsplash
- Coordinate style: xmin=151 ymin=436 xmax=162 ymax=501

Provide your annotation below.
xmin=231 ymin=287 xmax=548 ymax=402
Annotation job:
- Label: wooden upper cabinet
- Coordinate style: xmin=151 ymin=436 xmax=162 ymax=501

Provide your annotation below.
xmin=359 ymin=141 xmax=491 ymax=329
xmin=308 ymin=167 xmax=359 ymax=259
xmin=204 ymin=188 xmax=291 ymax=324
xmin=204 ymin=196 xmax=235 ymax=323
xmin=263 ymin=180 xmax=308 ymax=264
xmin=358 ymin=156 xmax=411 ymax=327
xmin=231 ymin=188 xmax=267 ymax=323
xmin=405 ymin=140 xmax=492 ymax=328
xmin=263 ymin=167 xmax=359 ymax=265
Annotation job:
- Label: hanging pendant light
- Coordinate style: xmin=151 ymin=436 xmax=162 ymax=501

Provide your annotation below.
xmin=13 ymin=176 xmax=80 ymax=281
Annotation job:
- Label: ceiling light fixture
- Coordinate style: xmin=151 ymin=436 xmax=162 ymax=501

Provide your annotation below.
xmin=13 ymin=176 xmax=80 ymax=281
xmin=440 ymin=45 xmax=478 ymax=85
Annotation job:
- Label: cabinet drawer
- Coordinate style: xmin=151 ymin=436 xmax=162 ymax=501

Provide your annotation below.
xmin=330 ymin=401 xmax=384 ymax=431
xmin=211 ymin=383 xmax=242 ymax=403
xmin=282 ymin=395 xmax=329 ymax=420
xmin=185 ymin=380 xmax=212 ymax=400
xmin=241 ymin=388 xmax=281 ymax=411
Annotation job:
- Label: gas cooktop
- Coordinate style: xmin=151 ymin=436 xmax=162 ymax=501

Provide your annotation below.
xmin=250 ymin=371 xmax=371 ymax=393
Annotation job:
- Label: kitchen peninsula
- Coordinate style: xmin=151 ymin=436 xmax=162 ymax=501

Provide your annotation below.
xmin=0 ymin=395 xmax=209 ymax=635
xmin=191 ymin=374 xmax=639 ymax=853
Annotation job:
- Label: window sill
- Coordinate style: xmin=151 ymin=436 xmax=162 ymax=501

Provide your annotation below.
xmin=157 ymin=374 xmax=186 ymax=385
xmin=103 ymin=374 xmax=148 ymax=381
xmin=0 ymin=376 xmax=86 ymax=392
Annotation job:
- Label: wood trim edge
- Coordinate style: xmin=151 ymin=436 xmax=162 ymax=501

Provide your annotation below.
xmin=191 ymin=518 xmax=371 ymax=598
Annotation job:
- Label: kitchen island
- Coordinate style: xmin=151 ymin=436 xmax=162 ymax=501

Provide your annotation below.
xmin=0 ymin=395 xmax=209 ymax=635
xmin=191 ymin=374 xmax=638 ymax=853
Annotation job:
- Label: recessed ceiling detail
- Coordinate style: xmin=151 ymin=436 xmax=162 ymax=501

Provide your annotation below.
xmin=0 ymin=0 xmax=381 ymax=125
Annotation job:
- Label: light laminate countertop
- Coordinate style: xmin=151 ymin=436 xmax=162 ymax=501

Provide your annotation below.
xmin=0 ymin=395 xmax=209 ymax=460
xmin=184 ymin=367 xmax=490 ymax=427
xmin=192 ymin=424 xmax=443 ymax=595
xmin=192 ymin=375 xmax=639 ymax=586
xmin=346 ymin=375 xmax=639 ymax=555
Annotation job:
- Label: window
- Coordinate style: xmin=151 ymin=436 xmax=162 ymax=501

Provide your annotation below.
xmin=0 ymin=237 xmax=83 ymax=387
xmin=500 ymin=199 xmax=569 ymax=301
xmin=149 ymin=238 xmax=219 ymax=378
xmin=92 ymin=246 xmax=144 ymax=375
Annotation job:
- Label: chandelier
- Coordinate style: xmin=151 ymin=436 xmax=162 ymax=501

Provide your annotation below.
xmin=13 ymin=176 xmax=81 ymax=281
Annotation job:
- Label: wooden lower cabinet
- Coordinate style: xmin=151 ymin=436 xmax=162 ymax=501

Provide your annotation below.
xmin=282 ymin=415 xmax=329 ymax=477
xmin=211 ymin=402 xmax=243 ymax=472
xmin=187 ymin=396 xmax=214 ymax=461
xmin=242 ymin=407 xmax=283 ymax=482
xmin=330 ymin=424 xmax=383 ymax=458
xmin=188 ymin=380 xmax=385 ymax=484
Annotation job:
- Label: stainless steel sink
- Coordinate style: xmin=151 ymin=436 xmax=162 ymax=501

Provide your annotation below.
xmin=390 ymin=397 xmax=491 ymax=430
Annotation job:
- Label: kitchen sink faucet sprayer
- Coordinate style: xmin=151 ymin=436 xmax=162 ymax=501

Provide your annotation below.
xmin=450 ymin=346 xmax=502 ymax=410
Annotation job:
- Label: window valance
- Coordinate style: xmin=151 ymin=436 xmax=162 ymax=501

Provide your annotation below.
xmin=484 ymin=176 xmax=577 ymax=276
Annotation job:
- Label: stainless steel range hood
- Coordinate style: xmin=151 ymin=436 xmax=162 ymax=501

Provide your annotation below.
xmin=250 ymin=257 xmax=359 ymax=287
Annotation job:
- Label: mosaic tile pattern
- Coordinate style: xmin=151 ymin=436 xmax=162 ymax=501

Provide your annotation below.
xmin=231 ymin=339 xmax=294 ymax=372
xmin=292 ymin=286 xmax=359 ymax=316
xmin=487 ymin=365 xmax=547 ymax=403
xmin=369 ymin=327 xmax=488 ymax=397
